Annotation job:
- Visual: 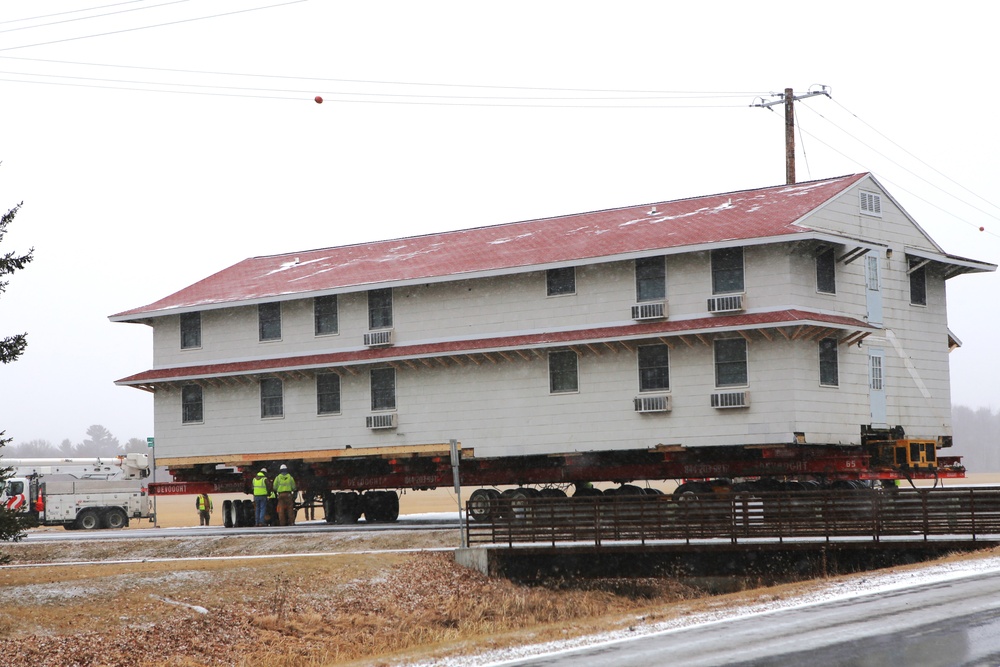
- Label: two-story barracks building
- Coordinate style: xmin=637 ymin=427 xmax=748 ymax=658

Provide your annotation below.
xmin=112 ymin=173 xmax=993 ymax=485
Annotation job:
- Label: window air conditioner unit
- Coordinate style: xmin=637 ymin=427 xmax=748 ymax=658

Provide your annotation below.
xmin=364 ymin=329 xmax=394 ymax=347
xmin=631 ymin=301 xmax=667 ymax=320
xmin=707 ymin=294 xmax=745 ymax=313
xmin=634 ymin=395 xmax=671 ymax=413
xmin=366 ymin=413 xmax=398 ymax=429
xmin=711 ymin=391 xmax=749 ymax=409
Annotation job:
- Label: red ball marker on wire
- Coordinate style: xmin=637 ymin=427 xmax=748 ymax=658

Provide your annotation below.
xmin=314 ymin=95 xmax=323 ymax=104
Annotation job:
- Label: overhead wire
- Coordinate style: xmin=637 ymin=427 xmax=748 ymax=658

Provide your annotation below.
xmin=0 ymin=0 xmax=148 ymax=26
xmin=831 ymin=98 xmax=1000 ymax=218
xmin=797 ymin=103 xmax=1000 ymax=227
xmin=789 ymin=118 xmax=1000 ymax=241
xmin=0 ymin=0 xmax=309 ymax=52
xmin=0 ymin=0 xmax=195 ymax=35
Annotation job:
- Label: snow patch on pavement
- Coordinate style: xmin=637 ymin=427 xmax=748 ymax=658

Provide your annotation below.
xmin=414 ymin=556 xmax=1000 ymax=667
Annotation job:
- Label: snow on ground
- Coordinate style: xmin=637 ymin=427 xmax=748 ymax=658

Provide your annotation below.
xmin=415 ymin=555 xmax=1000 ymax=667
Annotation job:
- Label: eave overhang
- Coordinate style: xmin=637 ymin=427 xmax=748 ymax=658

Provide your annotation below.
xmin=116 ymin=309 xmax=875 ymax=392
xmin=904 ymin=246 xmax=997 ymax=279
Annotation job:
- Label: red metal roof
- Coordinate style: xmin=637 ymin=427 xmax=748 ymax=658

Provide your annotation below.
xmin=111 ymin=174 xmax=869 ymax=320
xmin=116 ymin=309 xmax=872 ymax=385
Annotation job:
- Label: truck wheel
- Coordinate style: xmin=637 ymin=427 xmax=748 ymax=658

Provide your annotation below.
xmin=76 ymin=508 xmax=100 ymax=530
xmin=222 ymin=500 xmax=234 ymax=528
xmin=103 ymin=508 xmax=128 ymax=529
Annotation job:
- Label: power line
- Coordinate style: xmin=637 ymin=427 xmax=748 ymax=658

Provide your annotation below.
xmin=831 ymin=99 xmax=1000 ymax=218
xmin=0 ymin=0 xmax=308 ymax=52
xmin=798 ymin=103 xmax=1000 ymax=225
xmin=0 ymin=67 xmax=761 ymax=103
xmin=0 ymin=54 xmax=762 ymax=97
xmin=0 ymin=0 xmax=195 ymax=35
xmin=0 ymin=0 xmax=148 ymax=26
xmin=792 ymin=121 xmax=1000 ymax=240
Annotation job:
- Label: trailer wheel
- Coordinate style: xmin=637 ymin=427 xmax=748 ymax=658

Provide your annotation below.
xmin=76 ymin=508 xmax=100 ymax=530
xmin=323 ymin=492 xmax=337 ymax=524
xmin=222 ymin=500 xmax=234 ymax=528
xmin=241 ymin=500 xmax=255 ymax=527
xmin=469 ymin=488 xmax=496 ymax=522
xmin=103 ymin=508 xmax=128 ymax=530
xmin=227 ymin=499 xmax=241 ymax=527
xmin=334 ymin=492 xmax=361 ymax=524
xmin=384 ymin=491 xmax=399 ymax=522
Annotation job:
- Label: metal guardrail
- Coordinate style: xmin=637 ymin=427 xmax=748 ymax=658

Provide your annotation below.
xmin=465 ymin=487 xmax=1000 ymax=547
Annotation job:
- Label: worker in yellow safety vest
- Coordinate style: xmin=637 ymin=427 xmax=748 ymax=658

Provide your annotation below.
xmin=273 ymin=465 xmax=297 ymax=526
xmin=252 ymin=468 xmax=270 ymax=527
xmin=196 ymin=493 xmax=213 ymax=526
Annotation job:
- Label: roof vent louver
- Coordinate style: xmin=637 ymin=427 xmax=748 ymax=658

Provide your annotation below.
xmin=860 ymin=191 xmax=882 ymax=217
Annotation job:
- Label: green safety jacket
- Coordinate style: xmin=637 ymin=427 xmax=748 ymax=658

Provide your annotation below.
xmin=274 ymin=473 xmax=296 ymax=494
xmin=252 ymin=473 xmax=269 ymax=496
xmin=196 ymin=495 xmax=212 ymax=511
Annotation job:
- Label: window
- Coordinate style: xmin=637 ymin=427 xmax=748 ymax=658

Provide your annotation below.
xmin=546 ymin=267 xmax=576 ymax=296
xmin=636 ymin=257 xmax=666 ymax=302
xmin=317 ymin=372 xmax=341 ymax=414
xmin=260 ymin=378 xmax=283 ymax=418
xmin=371 ymin=367 xmax=396 ymax=410
xmin=368 ymin=288 xmax=393 ymax=329
xmin=638 ymin=344 xmax=670 ymax=391
xmin=181 ymin=384 xmax=203 ymax=423
xmin=816 ymin=248 xmax=836 ymax=294
xmin=259 ymin=303 xmax=281 ymax=341
xmin=714 ymin=338 xmax=747 ymax=387
xmin=711 ymin=247 xmax=744 ymax=294
xmin=819 ymin=338 xmax=839 ymax=387
xmin=180 ymin=312 xmax=201 ymax=349
xmin=909 ymin=260 xmax=927 ymax=306
xmin=314 ymin=295 xmax=339 ymax=335
xmin=866 ymin=255 xmax=881 ymax=291
xmin=548 ymin=350 xmax=579 ymax=393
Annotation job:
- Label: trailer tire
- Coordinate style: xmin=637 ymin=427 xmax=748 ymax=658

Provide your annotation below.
xmin=334 ymin=492 xmax=361 ymax=524
xmin=228 ymin=499 xmax=241 ymax=527
xmin=241 ymin=500 xmax=254 ymax=527
xmin=323 ymin=492 xmax=337 ymax=524
xmin=76 ymin=508 xmax=100 ymax=530
xmin=103 ymin=508 xmax=128 ymax=530
xmin=222 ymin=500 xmax=234 ymax=528
xmin=469 ymin=488 xmax=496 ymax=522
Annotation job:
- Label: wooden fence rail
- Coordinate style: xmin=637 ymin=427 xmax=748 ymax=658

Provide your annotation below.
xmin=464 ymin=487 xmax=1000 ymax=547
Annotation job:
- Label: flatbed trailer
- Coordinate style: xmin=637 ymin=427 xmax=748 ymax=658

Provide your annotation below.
xmin=148 ymin=429 xmax=962 ymax=526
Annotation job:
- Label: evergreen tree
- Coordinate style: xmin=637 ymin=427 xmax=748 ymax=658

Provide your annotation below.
xmin=0 ymin=201 xmax=35 ymax=555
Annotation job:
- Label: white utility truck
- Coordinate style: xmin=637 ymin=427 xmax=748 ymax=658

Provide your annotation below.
xmin=0 ymin=453 xmax=154 ymax=530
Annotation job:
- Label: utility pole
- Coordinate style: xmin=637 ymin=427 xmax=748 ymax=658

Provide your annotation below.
xmin=752 ymin=85 xmax=831 ymax=185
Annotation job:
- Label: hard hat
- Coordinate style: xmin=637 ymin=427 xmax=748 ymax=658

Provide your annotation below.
xmin=258 ymin=468 xmax=266 ymax=474
xmin=279 ymin=464 xmax=287 ymax=471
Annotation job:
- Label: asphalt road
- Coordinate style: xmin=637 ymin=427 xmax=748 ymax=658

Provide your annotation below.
xmin=21 ymin=515 xmax=461 ymax=541
xmin=505 ymin=569 xmax=1000 ymax=667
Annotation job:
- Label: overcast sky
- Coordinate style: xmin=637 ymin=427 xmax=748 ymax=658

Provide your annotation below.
xmin=0 ymin=1 xmax=997 ymax=453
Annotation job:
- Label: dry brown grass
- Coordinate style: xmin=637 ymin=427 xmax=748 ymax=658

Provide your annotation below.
xmin=3 ymin=482 xmax=999 ymax=666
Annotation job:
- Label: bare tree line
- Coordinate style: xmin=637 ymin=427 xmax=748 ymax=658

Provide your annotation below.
xmin=952 ymin=405 xmax=1000 ymax=473
xmin=5 ymin=425 xmax=148 ymax=459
